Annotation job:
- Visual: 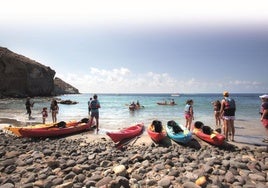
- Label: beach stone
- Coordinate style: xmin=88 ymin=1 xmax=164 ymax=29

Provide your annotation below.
xmin=52 ymin=178 xmax=63 ymax=185
xmin=72 ymin=165 xmax=83 ymax=174
xmin=0 ymin=183 xmax=15 ymax=188
xmin=248 ymin=173 xmax=266 ymax=182
xmin=95 ymin=176 xmax=113 ymax=187
xmin=54 ymin=182 xmax=73 ymax=188
xmin=182 ymin=182 xmax=201 ymax=188
xmin=1 ymin=159 xmax=16 ymax=167
xmin=113 ymin=165 xmax=127 ymax=176
xmin=158 ymin=177 xmax=171 ymax=188
xmin=225 ymin=171 xmax=235 ymax=183
xmin=4 ymin=165 xmax=16 ymax=174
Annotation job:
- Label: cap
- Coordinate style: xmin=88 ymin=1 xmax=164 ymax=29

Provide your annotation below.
xmin=223 ymin=91 xmax=229 ymax=97
xmin=259 ymin=94 xmax=268 ymax=99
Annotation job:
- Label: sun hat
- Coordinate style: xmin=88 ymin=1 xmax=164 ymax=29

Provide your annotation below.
xmin=223 ymin=91 xmax=229 ymax=97
xmin=259 ymin=94 xmax=268 ymax=99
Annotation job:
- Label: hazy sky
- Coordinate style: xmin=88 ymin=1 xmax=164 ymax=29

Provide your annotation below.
xmin=1 ymin=0 xmax=268 ymax=93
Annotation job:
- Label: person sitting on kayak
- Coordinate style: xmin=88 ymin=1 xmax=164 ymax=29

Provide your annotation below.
xmin=152 ymin=120 xmax=163 ymax=133
xmin=194 ymin=121 xmax=212 ymax=135
xmin=167 ymin=120 xmax=183 ymax=133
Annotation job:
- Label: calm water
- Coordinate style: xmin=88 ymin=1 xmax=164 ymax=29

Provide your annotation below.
xmin=0 ymin=93 xmax=263 ymax=132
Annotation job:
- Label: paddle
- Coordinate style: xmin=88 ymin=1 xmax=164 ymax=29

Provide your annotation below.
xmin=115 ymin=135 xmax=140 ymax=150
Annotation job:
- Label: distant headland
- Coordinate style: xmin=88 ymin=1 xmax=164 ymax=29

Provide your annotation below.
xmin=0 ymin=47 xmax=79 ymax=98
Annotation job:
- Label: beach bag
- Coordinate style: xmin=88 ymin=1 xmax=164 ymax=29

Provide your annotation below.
xmin=152 ymin=120 xmax=163 ymax=133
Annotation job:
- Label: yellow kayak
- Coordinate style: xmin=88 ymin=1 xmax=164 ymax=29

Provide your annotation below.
xmin=4 ymin=121 xmax=76 ymax=137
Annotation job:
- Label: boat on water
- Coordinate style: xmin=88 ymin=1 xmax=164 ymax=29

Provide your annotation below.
xmin=171 ymin=93 xmax=180 ymax=97
xmin=165 ymin=120 xmax=192 ymax=144
xmin=106 ymin=123 xmax=144 ymax=143
xmin=147 ymin=120 xmax=167 ymax=143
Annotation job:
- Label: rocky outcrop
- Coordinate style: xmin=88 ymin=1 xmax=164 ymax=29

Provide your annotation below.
xmin=0 ymin=47 xmax=79 ymax=98
xmin=53 ymin=77 xmax=80 ymax=95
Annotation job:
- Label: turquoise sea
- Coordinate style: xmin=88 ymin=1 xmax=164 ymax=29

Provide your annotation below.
xmin=0 ymin=93 xmax=264 ymax=131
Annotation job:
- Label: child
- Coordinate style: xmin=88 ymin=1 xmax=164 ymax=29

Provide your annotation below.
xmin=41 ymin=107 xmax=48 ymax=124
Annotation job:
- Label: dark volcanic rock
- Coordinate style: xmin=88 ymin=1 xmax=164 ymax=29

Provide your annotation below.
xmin=53 ymin=77 xmax=79 ymax=95
xmin=0 ymin=47 xmax=55 ymax=98
xmin=0 ymin=47 xmax=79 ymax=98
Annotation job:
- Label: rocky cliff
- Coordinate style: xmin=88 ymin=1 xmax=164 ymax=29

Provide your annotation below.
xmin=53 ymin=77 xmax=80 ymax=95
xmin=0 ymin=47 xmax=79 ymax=98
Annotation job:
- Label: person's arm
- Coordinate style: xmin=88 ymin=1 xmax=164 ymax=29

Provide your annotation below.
xmin=261 ymin=104 xmax=268 ymax=121
xmin=220 ymin=100 xmax=225 ymax=117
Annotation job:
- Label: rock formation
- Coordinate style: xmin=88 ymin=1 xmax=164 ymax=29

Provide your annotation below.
xmin=53 ymin=77 xmax=80 ymax=95
xmin=0 ymin=47 xmax=79 ymax=98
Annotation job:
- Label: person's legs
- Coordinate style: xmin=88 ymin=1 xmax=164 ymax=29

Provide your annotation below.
xmin=223 ymin=119 xmax=229 ymax=140
xmin=230 ymin=119 xmax=235 ymax=141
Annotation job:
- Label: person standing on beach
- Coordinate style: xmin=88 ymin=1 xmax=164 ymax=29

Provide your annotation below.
xmin=184 ymin=99 xmax=194 ymax=130
xmin=41 ymin=107 xmax=48 ymax=124
xmin=90 ymin=94 xmax=101 ymax=133
xmin=220 ymin=91 xmax=236 ymax=141
xmin=25 ymin=97 xmax=34 ymax=120
xmin=212 ymin=100 xmax=221 ymax=128
xmin=88 ymin=97 xmax=92 ymax=116
xmin=259 ymin=94 xmax=268 ymax=142
xmin=50 ymin=99 xmax=59 ymax=123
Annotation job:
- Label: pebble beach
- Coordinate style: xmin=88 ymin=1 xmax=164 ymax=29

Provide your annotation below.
xmin=1 ymin=118 xmax=268 ymax=188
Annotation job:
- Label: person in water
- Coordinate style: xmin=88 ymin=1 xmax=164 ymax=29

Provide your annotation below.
xmin=41 ymin=107 xmax=48 ymax=124
xmin=184 ymin=99 xmax=194 ymax=130
xmin=25 ymin=97 xmax=34 ymax=120
xmin=220 ymin=91 xmax=236 ymax=141
xmin=90 ymin=94 xmax=101 ymax=133
xmin=212 ymin=100 xmax=221 ymax=128
xmin=50 ymin=99 xmax=59 ymax=123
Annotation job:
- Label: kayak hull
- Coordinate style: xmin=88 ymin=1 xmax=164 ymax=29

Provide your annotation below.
xmin=193 ymin=128 xmax=225 ymax=146
xmin=18 ymin=122 xmax=91 ymax=138
xmin=106 ymin=123 xmax=144 ymax=143
xmin=147 ymin=124 xmax=167 ymax=143
xmin=166 ymin=122 xmax=192 ymax=144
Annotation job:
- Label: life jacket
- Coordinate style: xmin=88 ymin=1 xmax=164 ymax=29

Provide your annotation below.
xmin=184 ymin=104 xmax=191 ymax=114
xmin=224 ymin=98 xmax=235 ymax=110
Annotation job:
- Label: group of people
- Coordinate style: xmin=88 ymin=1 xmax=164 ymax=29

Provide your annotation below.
xmin=184 ymin=91 xmax=236 ymax=141
xmin=184 ymin=91 xmax=268 ymax=142
xmin=25 ymin=98 xmax=59 ymax=124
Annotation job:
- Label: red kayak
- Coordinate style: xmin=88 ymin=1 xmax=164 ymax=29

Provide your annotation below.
xmin=106 ymin=123 xmax=144 ymax=143
xmin=147 ymin=124 xmax=166 ymax=143
xmin=19 ymin=121 xmax=91 ymax=138
xmin=193 ymin=128 xmax=225 ymax=146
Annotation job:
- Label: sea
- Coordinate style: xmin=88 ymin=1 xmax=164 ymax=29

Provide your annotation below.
xmin=0 ymin=93 xmax=263 ymax=129
xmin=1 ymin=93 xmax=267 ymax=146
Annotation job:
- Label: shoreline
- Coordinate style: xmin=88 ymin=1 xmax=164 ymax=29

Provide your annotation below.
xmin=1 ymin=117 xmax=268 ymax=149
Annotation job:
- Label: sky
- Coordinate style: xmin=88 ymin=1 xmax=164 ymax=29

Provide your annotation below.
xmin=1 ymin=0 xmax=268 ymax=93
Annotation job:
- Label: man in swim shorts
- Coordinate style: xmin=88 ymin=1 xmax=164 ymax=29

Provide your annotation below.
xmin=259 ymin=94 xmax=268 ymax=142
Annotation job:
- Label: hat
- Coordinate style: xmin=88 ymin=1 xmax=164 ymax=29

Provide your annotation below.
xmin=259 ymin=94 xmax=268 ymax=99
xmin=223 ymin=91 xmax=229 ymax=97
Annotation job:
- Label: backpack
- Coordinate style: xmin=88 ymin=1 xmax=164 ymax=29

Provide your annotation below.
xmin=224 ymin=98 xmax=236 ymax=109
xmin=152 ymin=120 xmax=163 ymax=133
xmin=90 ymin=100 xmax=98 ymax=109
